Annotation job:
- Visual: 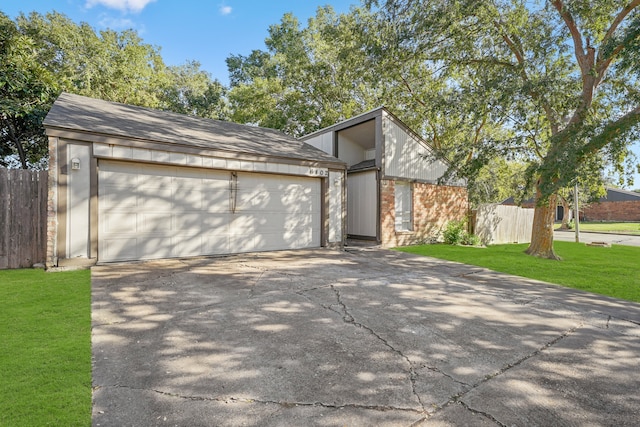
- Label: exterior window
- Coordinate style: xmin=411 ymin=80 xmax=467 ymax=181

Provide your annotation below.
xmin=395 ymin=181 xmax=413 ymax=231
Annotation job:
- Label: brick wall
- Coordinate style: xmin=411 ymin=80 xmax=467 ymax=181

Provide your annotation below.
xmin=582 ymin=201 xmax=640 ymax=222
xmin=380 ymin=180 xmax=468 ymax=247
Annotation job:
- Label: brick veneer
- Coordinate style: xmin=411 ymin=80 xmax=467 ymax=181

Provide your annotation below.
xmin=582 ymin=200 xmax=640 ymax=222
xmin=380 ymin=179 xmax=469 ymax=247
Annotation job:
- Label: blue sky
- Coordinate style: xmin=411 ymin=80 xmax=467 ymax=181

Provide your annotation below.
xmin=3 ymin=0 xmax=639 ymax=188
xmin=3 ymin=0 xmax=358 ymax=84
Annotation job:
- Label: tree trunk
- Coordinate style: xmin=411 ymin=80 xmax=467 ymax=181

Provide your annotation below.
xmin=559 ymin=196 xmax=571 ymax=229
xmin=525 ymin=191 xmax=560 ymax=260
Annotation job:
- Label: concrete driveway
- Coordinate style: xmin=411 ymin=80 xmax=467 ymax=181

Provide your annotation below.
xmin=91 ymin=248 xmax=640 ymax=426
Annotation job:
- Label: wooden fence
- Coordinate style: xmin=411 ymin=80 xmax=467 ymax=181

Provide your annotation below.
xmin=0 ymin=168 xmax=48 ymax=269
xmin=475 ymin=204 xmax=534 ymax=245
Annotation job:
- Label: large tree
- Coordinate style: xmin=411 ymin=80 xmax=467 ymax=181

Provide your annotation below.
xmin=370 ymin=0 xmax=640 ymax=259
xmin=1 ymin=11 xmax=227 ymax=168
xmin=227 ymin=6 xmax=384 ymax=136
xmin=0 ymin=12 xmax=57 ymax=169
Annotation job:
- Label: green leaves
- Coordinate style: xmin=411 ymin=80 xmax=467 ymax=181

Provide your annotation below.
xmin=1 ymin=11 xmax=227 ymax=169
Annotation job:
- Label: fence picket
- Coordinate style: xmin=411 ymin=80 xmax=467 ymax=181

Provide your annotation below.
xmin=0 ymin=167 xmax=48 ymax=269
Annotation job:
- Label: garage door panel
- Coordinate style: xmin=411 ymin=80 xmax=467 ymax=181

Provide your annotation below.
xmin=136 ymin=236 xmax=173 ymax=259
xmin=201 ymin=191 xmax=230 ymax=212
xmin=138 ymin=174 xmax=173 ymax=189
xmin=99 ymin=161 xmax=321 ymax=262
xmin=172 ymin=235 xmax=204 ymax=257
xmin=235 ymin=189 xmax=319 ymax=212
xmin=175 ymin=212 xmax=231 ymax=231
xmin=140 ymin=213 xmax=173 ymax=233
xmin=230 ymin=214 xmax=258 ymax=234
xmin=102 ymin=212 xmax=138 ymax=234
xmin=202 ymin=234 xmax=230 ymax=254
xmin=139 ymin=188 xmax=173 ymax=210
xmin=229 ymin=234 xmax=257 ymax=253
xmin=173 ymin=189 xmax=204 ymax=210
xmin=100 ymin=185 xmax=139 ymax=209
xmin=101 ymin=237 xmax=138 ymax=262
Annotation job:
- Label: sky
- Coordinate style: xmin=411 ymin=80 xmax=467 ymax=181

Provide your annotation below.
xmin=3 ymin=0 xmax=358 ymax=84
xmin=3 ymin=0 xmax=640 ymax=188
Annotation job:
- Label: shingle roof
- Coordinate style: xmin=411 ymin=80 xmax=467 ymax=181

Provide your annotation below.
xmin=349 ymin=159 xmax=376 ymax=172
xmin=599 ymin=187 xmax=640 ymax=202
xmin=44 ymin=92 xmax=344 ymax=166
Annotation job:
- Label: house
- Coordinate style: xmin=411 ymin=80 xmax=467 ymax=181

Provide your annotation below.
xmin=503 ymin=187 xmax=640 ymax=222
xmin=43 ymin=93 xmax=346 ymax=267
xmin=582 ymin=187 xmax=640 ymax=221
xmin=300 ymin=107 xmax=468 ymax=247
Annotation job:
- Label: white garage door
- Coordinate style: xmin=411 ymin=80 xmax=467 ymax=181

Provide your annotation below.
xmin=98 ymin=160 xmax=321 ymax=262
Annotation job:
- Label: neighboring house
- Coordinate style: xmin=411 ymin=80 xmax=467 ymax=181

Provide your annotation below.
xmin=582 ymin=187 xmax=640 ymax=221
xmin=43 ymin=93 xmax=346 ymax=267
xmin=503 ymin=187 xmax=640 ymax=222
xmin=300 ymin=107 xmax=468 ymax=247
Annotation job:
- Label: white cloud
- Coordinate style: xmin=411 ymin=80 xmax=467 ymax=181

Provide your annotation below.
xmin=86 ymin=0 xmax=156 ymax=14
xmin=98 ymin=14 xmax=139 ymax=30
xmin=219 ymin=5 xmax=232 ymax=16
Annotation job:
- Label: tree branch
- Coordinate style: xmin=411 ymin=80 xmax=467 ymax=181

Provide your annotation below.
xmin=595 ymin=0 xmax=640 ymax=84
xmin=494 ymin=19 xmax=559 ymax=134
xmin=551 ymin=0 xmax=586 ymax=66
xmin=578 ymin=105 xmax=640 ymax=157
xmin=600 ymin=0 xmax=640 ymax=56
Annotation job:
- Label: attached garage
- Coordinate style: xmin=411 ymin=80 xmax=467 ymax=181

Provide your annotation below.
xmin=44 ymin=93 xmax=345 ymax=266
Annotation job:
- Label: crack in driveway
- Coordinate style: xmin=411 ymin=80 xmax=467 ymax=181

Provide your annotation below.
xmin=430 ymin=323 xmax=582 ymax=423
xmin=320 ymin=284 xmax=428 ymax=413
xmin=97 ymin=384 xmax=425 ymax=414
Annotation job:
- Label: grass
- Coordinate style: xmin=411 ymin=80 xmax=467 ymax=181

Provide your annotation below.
xmin=397 ymin=241 xmax=640 ymax=303
xmin=575 ymin=221 xmax=640 ymax=235
xmin=0 ymin=268 xmax=91 ymax=427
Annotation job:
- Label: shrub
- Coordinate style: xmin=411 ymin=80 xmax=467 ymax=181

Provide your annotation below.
xmin=443 ymin=219 xmax=482 ymax=246
xmin=462 ymin=233 xmax=482 ymax=246
xmin=443 ymin=220 xmax=467 ymax=245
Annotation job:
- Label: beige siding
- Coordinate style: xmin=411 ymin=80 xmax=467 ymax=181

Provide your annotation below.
xmin=347 ymin=170 xmax=377 ymax=237
xmin=67 ymin=143 xmax=92 ymax=258
xmin=304 ymin=133 xmax=334 ymax=156
xmin=383 ymin=114 xmax=453 ymax=183
xmin=328 ymin=170 xmax=344 ymax=243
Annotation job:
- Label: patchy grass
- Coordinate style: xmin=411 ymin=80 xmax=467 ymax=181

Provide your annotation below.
xmin=0 ymin=268 xmax=91 ymax=427
xmin=397 ymin=241 xmax=640 ymax=302
xmin=576 ymin=221 xmax=640 ymax=235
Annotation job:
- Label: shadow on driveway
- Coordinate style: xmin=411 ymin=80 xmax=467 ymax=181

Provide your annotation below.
xmin=91 ymin=248 xmax=640 ymax=426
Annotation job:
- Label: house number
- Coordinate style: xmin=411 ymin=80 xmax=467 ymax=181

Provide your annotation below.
xmin=308 ymin=168 xmax=328 ymax=176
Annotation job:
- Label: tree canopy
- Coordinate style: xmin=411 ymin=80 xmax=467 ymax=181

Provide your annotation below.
xmin=366 ymin=0 xmax=640 ymax=258
xmin=0 ymin=11 xmax=227 ymax=169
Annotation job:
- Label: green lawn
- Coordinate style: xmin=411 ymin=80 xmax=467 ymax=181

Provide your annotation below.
xmin=397 ymin=241 xmax=640 ymax=302
xmin=575 ymin=221 xmax=640 ymax=235
xmin=0 ymin=268 xmax=91 ymax=427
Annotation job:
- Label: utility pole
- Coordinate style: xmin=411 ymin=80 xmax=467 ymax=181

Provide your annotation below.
xmin=574 ymin=183 xmax=580 ymax=243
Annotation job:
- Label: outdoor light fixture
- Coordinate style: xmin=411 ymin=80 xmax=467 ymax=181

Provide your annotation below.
xmin=71 ymin=158 xmax=81 ymax=170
